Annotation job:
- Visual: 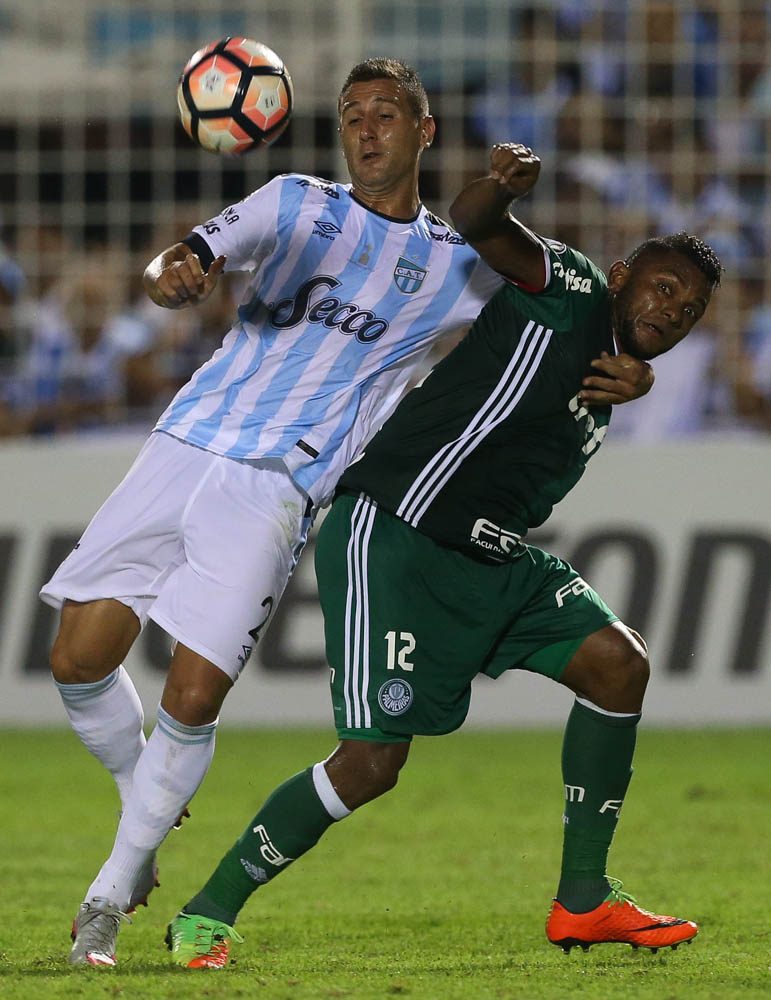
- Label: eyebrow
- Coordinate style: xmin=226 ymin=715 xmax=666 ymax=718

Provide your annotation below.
xmin=341 ymin=95 xmax=400 ymax=114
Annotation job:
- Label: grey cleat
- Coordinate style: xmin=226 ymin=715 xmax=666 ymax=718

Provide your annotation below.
xmin=69 ymin=898 xmax=131 ymax=966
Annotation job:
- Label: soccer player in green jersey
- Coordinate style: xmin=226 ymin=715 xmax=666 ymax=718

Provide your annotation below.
xmin=166 ymin=143 xmax=722 ymax=966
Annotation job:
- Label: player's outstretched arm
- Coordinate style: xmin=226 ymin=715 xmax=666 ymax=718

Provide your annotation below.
xmin=143 ymin=243 xmax=226 ymax=309
xmin=449 ymin=142 xmax=546 ymax=289
xmin=580 ymin=352 xmax=655 ymax=406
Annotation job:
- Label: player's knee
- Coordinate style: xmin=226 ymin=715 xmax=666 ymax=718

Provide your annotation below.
xmin=369 ymin=754 xmax=403 ymax=796
xmin=357 ymin=746 xmax=406 ymax=801
xmin=627 ymin=627 xmax=648 ymax=656
xmin=161 ymin=682 xmax=226 ymax=727
xmin=563 ymin=623 xmax=649 ymax=712
xmin=49 ymin=599 xmax=140 ymax=685
xmin=327 ymin=740 xmax=409 ymax=809
xmin=49 ymin=638 xmax=76 ymax=683
xmin=599 ymin=627 xmax=650 ymax=705
xmin=49 ymin=632 xmax=102 ymax=685
xmin=161 ymin=649 xmax=233 ymax=726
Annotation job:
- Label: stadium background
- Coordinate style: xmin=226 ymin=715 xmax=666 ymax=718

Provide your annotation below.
xmin=0 ymin=0 xmax=769 ymax=727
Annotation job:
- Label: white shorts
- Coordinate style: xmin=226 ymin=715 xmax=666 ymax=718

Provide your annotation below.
xmin=40 ymin=431 xmax=314 ymax=681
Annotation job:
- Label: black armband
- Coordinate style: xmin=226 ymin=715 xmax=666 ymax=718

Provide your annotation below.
xmin=181 ymin=232 xmax=215 ymax=273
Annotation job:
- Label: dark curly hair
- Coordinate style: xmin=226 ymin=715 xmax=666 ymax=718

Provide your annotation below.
xmin=625 ymin=233 xmax=723 ymax=288
xmin=338 ymin=58 xmax=429 ymax=121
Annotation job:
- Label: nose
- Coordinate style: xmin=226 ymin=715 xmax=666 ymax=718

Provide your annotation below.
xmin=356 ymin=111 xmax=378 ymax=142
xmin=662 ymin=301 xmax=683 ymax=327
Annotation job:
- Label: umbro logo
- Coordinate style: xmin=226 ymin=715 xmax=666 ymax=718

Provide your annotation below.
xmin=429 ymin=229 xmax=466 ymax=244
xmin=296 ymin=178 xmax=339 ymax=198
xmin=313 ymin=220 xmax=342 ymax=241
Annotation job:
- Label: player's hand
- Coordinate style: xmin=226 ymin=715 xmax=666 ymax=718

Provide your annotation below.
xmin=151 ymin=253 xmax=226 ymax=309
xmin=579 ymin=352 xmax=654 ymax=405
xmin=488 ymin=143 xmax=540 ymax=199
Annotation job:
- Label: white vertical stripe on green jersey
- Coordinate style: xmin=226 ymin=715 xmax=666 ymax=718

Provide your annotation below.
xmin=396 ymin=321 xmax=553 ymax=526
xmin=343 ymin=494 xmax=377 ymax=729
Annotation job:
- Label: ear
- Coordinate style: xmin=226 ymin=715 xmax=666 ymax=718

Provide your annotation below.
xmin=607 ymin=259 xmax=630 ymax=293
xmin=420 ymin=115 xmax=436 ymax=148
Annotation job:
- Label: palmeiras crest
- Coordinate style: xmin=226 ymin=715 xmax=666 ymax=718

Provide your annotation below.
xmin=378 ymin=678 xmax=414 ymax=716
xmin=393 ymin=256 xmax=427 ymax=293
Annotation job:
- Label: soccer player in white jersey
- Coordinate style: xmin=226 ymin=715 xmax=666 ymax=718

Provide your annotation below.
xmin=41 ymin=58 xmax=503 ymax=966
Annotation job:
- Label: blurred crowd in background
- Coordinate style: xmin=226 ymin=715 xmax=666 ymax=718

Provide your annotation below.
xmin=0 ymin=0 xmax=770 ymax=440
xmin=0 ymin=223 xmax=246 ymax=436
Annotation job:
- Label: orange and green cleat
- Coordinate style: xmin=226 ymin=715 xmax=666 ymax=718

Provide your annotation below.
xmin=166 ymin=911 xmax=243 ymax=969
xmin=546 ymin=877 xmax=698 ymax=954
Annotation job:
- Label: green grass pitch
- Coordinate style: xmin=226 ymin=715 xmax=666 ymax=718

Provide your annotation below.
xmin=0 ymin=727 xmax=768 ymax=999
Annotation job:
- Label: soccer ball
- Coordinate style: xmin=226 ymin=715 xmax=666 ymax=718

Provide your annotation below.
xmin=177 ymin=37 xmax=293 ymax=155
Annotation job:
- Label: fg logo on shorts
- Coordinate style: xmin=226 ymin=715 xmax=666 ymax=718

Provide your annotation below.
xmin=378 ymin=678 xmax=414 ymax=716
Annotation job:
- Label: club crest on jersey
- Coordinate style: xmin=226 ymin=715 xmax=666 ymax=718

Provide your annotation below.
xmin=378 ymin=678 xmax=413 ymax=716
xmin=393 ymin=256 xmax=427 ymax=294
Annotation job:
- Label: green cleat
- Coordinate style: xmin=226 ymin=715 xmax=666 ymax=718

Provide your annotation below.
xmin=165 ymin=911 xmax=244 ymax=969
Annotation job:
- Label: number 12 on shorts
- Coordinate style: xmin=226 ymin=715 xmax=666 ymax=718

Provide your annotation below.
xmin=384 ymin=630 xmax=415 ymax=671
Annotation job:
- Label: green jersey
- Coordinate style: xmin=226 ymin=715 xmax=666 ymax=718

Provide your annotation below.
xmin=337 ymin=239 xmax=614 ymax=563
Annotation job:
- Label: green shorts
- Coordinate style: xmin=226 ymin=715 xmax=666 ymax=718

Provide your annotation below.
xmin=315 ymin=493 xmax=618 ymax=742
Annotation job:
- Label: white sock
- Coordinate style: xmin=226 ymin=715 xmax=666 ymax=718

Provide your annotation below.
xmin=85 ymin=706 xmax=218 ymax=909
xmin=313 ymin=761 xmax=352 ymax=820
xmin=55 ymin=665 xmax=146 ymax=808
xmin=575 ymin=696 xmax=641 ymax=719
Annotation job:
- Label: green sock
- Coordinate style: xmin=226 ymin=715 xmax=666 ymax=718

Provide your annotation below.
xmin=556 ymin=699 xmax=640 ymax=913
xmin=184 ymin=766 xmax=339 ymax=925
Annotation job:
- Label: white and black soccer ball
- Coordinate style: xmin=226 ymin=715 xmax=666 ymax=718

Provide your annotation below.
xmin=177 ymin=37 xmax=293 ymax=155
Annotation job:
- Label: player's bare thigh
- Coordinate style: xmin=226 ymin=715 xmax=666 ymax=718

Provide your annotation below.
xmin=559 ymin=621 xmax=649 ymax=714
xmin=50 ymin=598 xmax=141 ymax=685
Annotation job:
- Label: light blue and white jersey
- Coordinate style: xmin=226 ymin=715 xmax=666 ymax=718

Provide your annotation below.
xmin=155 ymin=173 xmax=503 ymax=504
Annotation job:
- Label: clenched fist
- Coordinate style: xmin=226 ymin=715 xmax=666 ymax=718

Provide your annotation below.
xmin=488 ymin=143 xmax=541 ymax=200
xmin=580 ymin=352 xmax=655 ymax=406
xmin=144 ymin=246 xmax=227 ymax=310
